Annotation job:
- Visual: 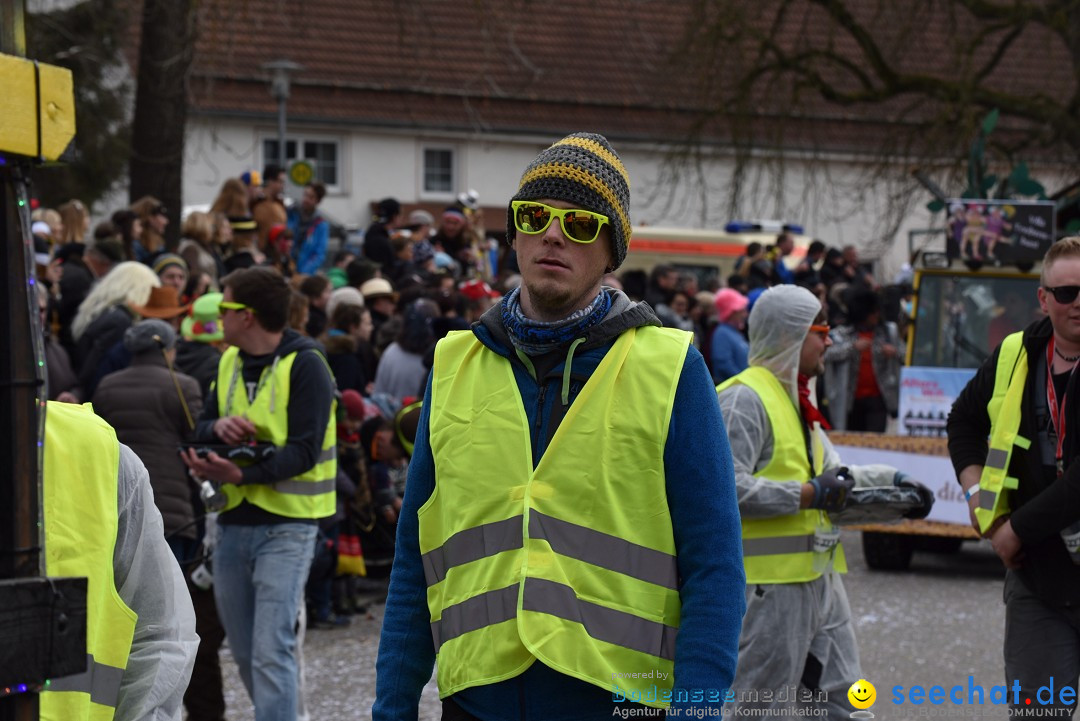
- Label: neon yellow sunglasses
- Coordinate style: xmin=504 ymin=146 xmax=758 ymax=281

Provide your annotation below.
xmin=219 ymin=301 xmax=256 ymax=314
xmin=511 ymin=201 xmax=609 ymax=244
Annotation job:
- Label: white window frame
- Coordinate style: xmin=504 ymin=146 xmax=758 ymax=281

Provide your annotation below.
xmin=419 ymin=143 xmax=458 ymax=201
xmin=260 ymin=132 xmax=345 ymax=195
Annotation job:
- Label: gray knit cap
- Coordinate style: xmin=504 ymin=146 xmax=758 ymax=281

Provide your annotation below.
xmin=507 ymin=132 xmax=632 ymax=270
xmin=124 ymin=318 xmax=176 ymax=355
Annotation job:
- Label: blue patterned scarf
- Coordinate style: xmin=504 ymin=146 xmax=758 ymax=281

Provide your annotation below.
xmin=501 ymin=287 xmax=611 ymax=355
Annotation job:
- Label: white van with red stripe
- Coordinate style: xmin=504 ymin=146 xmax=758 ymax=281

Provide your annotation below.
xmin=622 ymin=222 xmax=809 ymax=285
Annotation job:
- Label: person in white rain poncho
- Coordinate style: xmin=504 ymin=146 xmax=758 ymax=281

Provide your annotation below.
xmin=717 ymin=285 xmax=932 ymax=718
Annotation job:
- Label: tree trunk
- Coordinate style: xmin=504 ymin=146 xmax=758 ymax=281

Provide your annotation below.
xmin=128 ymin=0 xmax=196 ymax=251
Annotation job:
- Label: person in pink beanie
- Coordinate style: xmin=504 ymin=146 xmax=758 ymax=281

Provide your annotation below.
xmin=710 ymin=288 xmax=750 ymax=383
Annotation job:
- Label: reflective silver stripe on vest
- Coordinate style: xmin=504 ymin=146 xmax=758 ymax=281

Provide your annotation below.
xmin=742 ymin=534 xmax=816 ymax=557
xmin=423 ymin=516 xmax=524 ymax=586
xmin=528 ymin=511 xmax=678 ymax=590
xmin=272 ymin=478 xmax=336 ymax=496
xmin=985 ymin=448 xmax=1009 ymax=471
xmin=522 ymin=577 xmax=677 ymax=661
xmin=431 ymin=583 xmax=519 ymax=650
xmin=317 ymin=446 xmax=336 ymax=463
xmin=47 ymin=653 xmax=124 ymax=707
xmin=979 ymin=489 xmax=997 ymax=511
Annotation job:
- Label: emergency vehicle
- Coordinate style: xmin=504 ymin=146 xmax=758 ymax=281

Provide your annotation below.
xmin=621 ymin=221 xmax=810 ymax=287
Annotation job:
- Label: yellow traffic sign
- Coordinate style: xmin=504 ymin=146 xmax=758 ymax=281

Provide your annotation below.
xmin=289 ymin=160 xmax=314 ymax=186
xmin=0 ymin=53 xmax=75 ymax=161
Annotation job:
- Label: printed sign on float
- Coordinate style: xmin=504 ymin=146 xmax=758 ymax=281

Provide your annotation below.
xmin=898 ymin=366 xmax=976 ymax=439
xmin=944 ymin=198 xmax=1055 ymax=264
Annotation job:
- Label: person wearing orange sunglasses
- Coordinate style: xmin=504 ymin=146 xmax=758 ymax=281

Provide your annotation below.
xmin=374 ymin=133 xmax=745 ymax=720
xmin=717 ymin=284 xmax=933 ymax=718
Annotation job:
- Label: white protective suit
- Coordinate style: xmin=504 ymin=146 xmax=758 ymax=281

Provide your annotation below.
xmin=100 ymin=445 xmax=199 ymax=721
xmin=717 ymin=285 xmax=895 ymax=719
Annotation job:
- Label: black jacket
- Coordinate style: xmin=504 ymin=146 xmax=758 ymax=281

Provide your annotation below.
xmin=195 ymin=329 xmax=335 ymax=524
xmin=56 ymin=247 xmax=95 ymax=356
xmin=174 ymin=340 xmax=222 ymax=401
xmin=948 ymin=317 xmax=1080 ymax=604
xmin=93 ymin=354 xmax=203 ymax=538
xmin=76 ymin=305 xmax=136 ymax=399
xmin=362 ymin=222 xmax=394 ymax=269
xmin=324 ymin=333 xmax=375 ymax=395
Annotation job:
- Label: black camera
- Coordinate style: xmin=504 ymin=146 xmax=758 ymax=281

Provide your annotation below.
xmin=179 ymin=441 xmax=277 ymax=463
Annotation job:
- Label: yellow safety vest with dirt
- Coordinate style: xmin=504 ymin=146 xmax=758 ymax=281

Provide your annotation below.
xmin=717 ymin=366 xmax=844 ymax=584
xmin=215 ymin=346 xmax=336 ymax=519
xmin=40 ymin=401 xmax=137 ymax=721
xmin=974 ymin=332 xmax=1029 ymax=534
xmin=421 ymin=326 xmax=690 ymax=707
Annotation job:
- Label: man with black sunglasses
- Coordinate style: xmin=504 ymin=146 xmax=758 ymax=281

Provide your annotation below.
xmin=373 ymin=133 xmax=746 ymax=719
xmin=949 ymin=236 xmax=1080 ymax=716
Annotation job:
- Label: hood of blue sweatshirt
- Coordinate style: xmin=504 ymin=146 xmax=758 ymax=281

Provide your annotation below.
xmin=474 ymin=287 xmax=661 ymax=359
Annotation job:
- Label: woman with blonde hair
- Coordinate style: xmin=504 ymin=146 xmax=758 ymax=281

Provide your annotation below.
xmin=209 ymin=178 xmax=249 ymax=218
xmin=32 ymin=207 xmax=64 ymax=242
xmin=211 ymin=211 xmax=233 ymax=256
xmin=178 ymin=211 xmax=224 ymax=291
xmin=57 ymin=199 xmax=91 ymax=244
xmin=72 ymin=261 xmax=159 ymax=396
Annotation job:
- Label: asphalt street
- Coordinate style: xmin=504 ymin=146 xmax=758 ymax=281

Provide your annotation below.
xmin=217 ymin=530 xmax=1011 ymax=720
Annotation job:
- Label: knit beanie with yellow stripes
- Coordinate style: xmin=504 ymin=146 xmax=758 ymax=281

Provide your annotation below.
xmin=507 ymin=132 xmax=632 ymax=270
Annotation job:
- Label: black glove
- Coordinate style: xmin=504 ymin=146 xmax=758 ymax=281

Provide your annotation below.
xmin=894 ymin=472 xmax=935 ymax=520
xmin=809 ymin=466 xmax=854 ymax=513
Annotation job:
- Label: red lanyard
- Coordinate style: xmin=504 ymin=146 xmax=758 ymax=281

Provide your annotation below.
xmin=1046 ymin=337 xmax=1079 ymax=471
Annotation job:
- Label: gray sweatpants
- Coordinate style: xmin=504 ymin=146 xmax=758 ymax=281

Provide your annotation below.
xmin=725 ymin=571 xmax=860 ymax=719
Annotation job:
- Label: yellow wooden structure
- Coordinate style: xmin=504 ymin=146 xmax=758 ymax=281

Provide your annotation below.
xmin=0 ymin=53 xmax=75 ymax=160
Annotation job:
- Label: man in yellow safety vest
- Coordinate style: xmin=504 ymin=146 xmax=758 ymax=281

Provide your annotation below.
xmin=372 ymin=132 xmax=747 ymax=720
xmin=41 ymin=400 xmax=198 ymax=721
xmin=718 ymin=285 xmax=932 ymax=717
xmin=182 ymin=267 xmax=336 ymax=721
xmin=949 ymin=237 xmax=1080 ymax=716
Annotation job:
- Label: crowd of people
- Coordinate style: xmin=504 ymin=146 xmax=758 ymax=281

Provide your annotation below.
xmin=28 ymin=168 xmax=516 ymax=721
xmin=28 ymin=150 xmax=919 ymax=720
xmin=32 ymin=130 xmax=1067 ymax=721
xmin=638 ymin=234 xmax=904 ymax=432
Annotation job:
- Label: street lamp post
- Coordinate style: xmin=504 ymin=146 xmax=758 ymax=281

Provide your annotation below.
xmin=261 ymin=60 xmax=304 ymax=172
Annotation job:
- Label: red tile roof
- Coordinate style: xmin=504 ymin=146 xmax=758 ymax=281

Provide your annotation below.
xmin=188 ymin=0 xmax=1074 ymax=157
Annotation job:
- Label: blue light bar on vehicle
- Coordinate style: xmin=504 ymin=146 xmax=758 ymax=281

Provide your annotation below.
xmin=724 ymin=220 xmax=805 ymax=235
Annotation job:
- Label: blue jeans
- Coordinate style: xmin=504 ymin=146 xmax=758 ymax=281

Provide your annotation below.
xmin=214 ymin=522 xmax=318 ymax=721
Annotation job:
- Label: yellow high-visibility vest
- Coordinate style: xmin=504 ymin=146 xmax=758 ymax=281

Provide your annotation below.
xmin=40 ymin=402 xmax=137 ymax=721
xmin=717 ymin=367 xmax=846 ymax=584
xmin=421 ymin=326 xmax=690 ymax=707
xmin=215 ymin=346 xmax=336 ymax=519
xmin=975 ymin=332 xmax=1029 ymax=534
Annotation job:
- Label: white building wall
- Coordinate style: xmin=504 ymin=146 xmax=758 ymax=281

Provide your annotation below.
xmin=184 ymin=122 xmax=263 ymax=205
xmin=184 ymin=117 xmax=1067 ymax=282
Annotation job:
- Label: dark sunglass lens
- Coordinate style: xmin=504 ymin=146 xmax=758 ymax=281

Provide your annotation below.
xmin=563 ymin=212 xmax=598 ymax=241
xmin=1056 ymin=286 xmax=1080 ymax=304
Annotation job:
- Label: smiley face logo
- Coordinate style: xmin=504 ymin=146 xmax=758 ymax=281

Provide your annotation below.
xmin=848 ymin=679 xmax=876 ymax=710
